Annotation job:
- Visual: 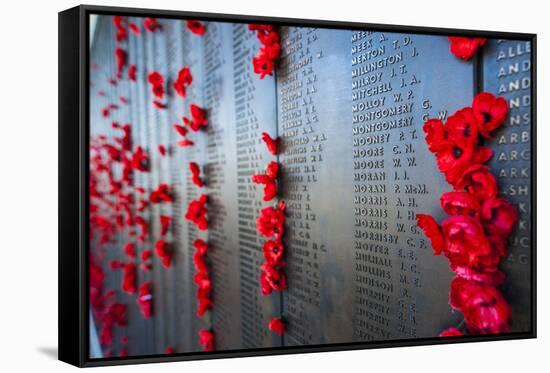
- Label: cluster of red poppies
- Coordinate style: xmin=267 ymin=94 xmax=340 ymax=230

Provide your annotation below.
xmin=417 ymin=92 xmax=517 ymax=336
xmin=249 ymin=24 xmax=281 ymax=79
xmin=88 ymin=15 xmax=175 ymax=356
xmin=90 ymin=255 xmax=129 ymax=355
xmin=251 ymin=132 xmax=287 ymax=335
xmin=448 ymin=36 xmax=487 ymax=61
xmin=185 ymin=194 xmax=208 ymax=230
xmin=90 ymin=15 xmax=212 ymax=355
xmin=99 ymin=302 xmax=128 ymax=348
xmin=149 ymin=183 xmax=173 ymax=204
xmin=193 ymin=239 xmax=213 ymax=318
xmin=130 ymin=18 xmax=206 ymax=110
xmin=170 ymin=102 xmax=209 ymax=150
xmin=183 ymin=104 xmax=208 ymax=131
xmin=90 ymin=127 xmax=157 ymax=327
xmin=167 ymin=79 xmax=215 ymax=349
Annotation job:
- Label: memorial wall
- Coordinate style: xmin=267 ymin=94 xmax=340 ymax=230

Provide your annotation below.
xmin=88 ymin=15 xmax=533 ymax=357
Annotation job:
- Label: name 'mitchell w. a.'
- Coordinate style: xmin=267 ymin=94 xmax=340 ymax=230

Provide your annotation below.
xmin=58 ymin=4 xmax=536 ymax=367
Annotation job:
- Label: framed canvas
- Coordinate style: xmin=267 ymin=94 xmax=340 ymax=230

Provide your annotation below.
xmin=59 ymin=4 xmax=537 ymax=367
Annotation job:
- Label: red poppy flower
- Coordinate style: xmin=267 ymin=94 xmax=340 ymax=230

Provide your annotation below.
xmin=116 ymin=27 xmax=128 ymax=43
xmin=131 ymin=146 xmax=149 ymax=172
xmin=416 ymin=214 xmax=445 ymax=255
xmin=440 ymin=191 xmax=481 ymax=218
xmin=434 ymin=137 xmax=475 ymax=186
xmin=185 ymin=194 xmax=208 ymax=230
xmin=124 ymin=242 xmax=136 ymax=258
xmin=252 ymin=54 xmax=274 ymax=79
xmin=178 ymin=138 xmax=194 ymax=147
xmin=189 ymin=162 xmax=204 ymax=187
xmin=257 ymin=201 xmax=286 ymax=237
xmin=445 ymin=108 xmax=480 ymax=147
xmin=113 ymin=16 xmax=123 ymax=28
xmin=261 ymin=132 xmax=280 ymax=155
xmin=101 ymin=104 xmax=118 ymax=118
xmin=261 ymin=262 xmax=288 ymax=292
xmin=451 ymin=265 xmax=505 ymax=287
xmin=198 ymin=330 xmax=215 ymax=352
xmin=481 ymin=198 xmax=518 ymax=238
xmin=268 ymin=318 xmax=286 ymax=335
xmin=128 ymin=64 xmax=137 ymax=81
xmin=119 ymin=96 xmax=128 ymax=104
xmin=174 ymin=124 xmax=188 ymax=137
xmin=186 ymin=20 xmax=206 ymax=35
xmin=450 ymin=277 xmax=511 ymax=334
xmin=194 ymin=239 xmax=208 ymax=256
xmin=148 ymin=71 xmax=165 ymax=99
xmin=108 ymin=303 xmax=128 ymax=327
xmin=260 ymin=43 xmax=281 ymax=60
xmin=472 ymin=92 xmax=509 ymax=138
xmin=115 ymin=48 xmax=127 ymax=80
xmin=152 ymin=100 xmax=166 ymax=109
xmin=122 ymin=263 xmax=137 ymax=294
xmin=173 ymin=67 xmax=193 ymax=97
xmin=260 ymin=272 xmax=273 ymax=295
xmin=194 ymin=271 xmax=211 ymax=294
xmin=441 ymin=215 xmax=500 ymax=271
xmin=258 ymin=31 xmax=279 ymax=46
xmin=129 ymin=23 xmax=140 ymax=35
xmin=448 ymin=37 xmax=487 ymax=60
xmin=134 ymin=217 xmax=148 ymax=242
xmin=263 ymin=239 xmax=284 ymax=265
xmin=113 ymin=17 xmax=128 ymax=42
xmin=439 ymin=327 xmax=463 ymax=337
xmin=174 ymin=124 xmax=193 ymax=147
xmin=251 ymin=161 xmax=279 ymax=201
xmin=119 ymin=123 xmax=132 ymax=152
xmin=137 ymin=282 xmax=153 ymax=319
xmin=99 ymin=324 xmax=113 ymax=346
xmin=143 ymin=17 xmax=160 ymax=32
xmin=183 ymin=104 xmax=208 ymax=131
xmin=137 ymin=199 xmax=148 ymax=212
xmin=158 ymin=144 xmax=166 ymax=156
xmin=154 ymin=239 xmax=172 ymax=268
xmin=160 ymin=215 xmax=171 ymax=236
xmin=450 ymin=276 xmax=479 ymax=311
xmin=197 ymin=297 xmax=213 ymax=317
xmin=141 ymin=249 xmax=152 ymax=261
xmin=165 ymin=346 xmax=174 ymax=354
xmin=455 ymin=165 xmax=498 ymax=202
xmin=193 ymin=251 xmax=208 ymax=273
xmin=148 ymin=71 xmax=163 ymax=85
xmin=149 ymin=184 xmax=173 ymax=203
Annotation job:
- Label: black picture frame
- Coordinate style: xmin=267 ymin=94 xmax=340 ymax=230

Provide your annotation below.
xmin=59 ymin=4 xmax=537 ymax=367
